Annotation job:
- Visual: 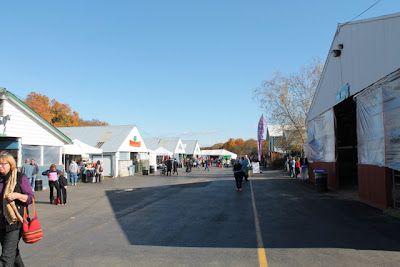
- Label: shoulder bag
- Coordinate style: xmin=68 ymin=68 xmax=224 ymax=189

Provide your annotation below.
xmin=22 ymin=198 xmax=43 ymax=243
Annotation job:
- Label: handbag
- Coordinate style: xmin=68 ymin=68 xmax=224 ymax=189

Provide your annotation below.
xmin=53 ymin=197 xmax=60 ymax=205
xmin=22 ymin=198 xmax=43 ymax=243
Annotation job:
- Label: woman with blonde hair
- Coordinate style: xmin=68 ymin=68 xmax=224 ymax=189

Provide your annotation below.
xmin=42 ymin=163 xmax=61 ymax=204
xmin=0 ymin=151 xmax=34 ymax=266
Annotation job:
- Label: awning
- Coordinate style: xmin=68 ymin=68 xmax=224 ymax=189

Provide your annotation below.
xmin=154 ymin=146 xmax=173 ymax=156
xmin=63 ymin=139 xmax=103 ymax=155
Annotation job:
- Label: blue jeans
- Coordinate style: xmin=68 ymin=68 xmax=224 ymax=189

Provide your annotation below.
xmin=31 ymin=175 xmax=36 ymax=191
xmin=70 ymin=173 xmax=78 ymax=185
xmin=290 ymin=166 xmax=295 ymax=177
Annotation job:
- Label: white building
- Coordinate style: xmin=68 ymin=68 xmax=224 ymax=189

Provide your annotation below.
xmin=304 ymin=13 xmax=400 ymax=209
xmin=143 ymin=138 xmax=186 ymax=160
xmin=182 ymin=140 xmax=201 ymax=158
xmin=58 ymin=125 xmax=148 ymax=177
xmin=0 ymin=88 xmax=73 ymax=188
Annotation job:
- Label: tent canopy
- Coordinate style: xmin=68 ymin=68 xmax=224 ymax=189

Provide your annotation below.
xmin=63 ymin=139 xmax=103 ymax=155
xmin=155 ymin=146 xmax=173 ymax=156
xmin=201 ymin=149 xmax=237 ymax=159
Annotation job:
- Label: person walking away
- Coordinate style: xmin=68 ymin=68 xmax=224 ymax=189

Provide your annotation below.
xmin=58 ymin=171 xmax=68 ymax=205
xmin=289 ymin=157 xmax=295 ymax=177
xmin=173 ymin=159 xmax=178 ymax=175
xmin=30 ymin=158 xmax=39 ymax=191
xmin=42 ymin=164 xmax=61 ymax=204
xmin=166 ymin=157 xmax=173 ymax=176
xmin=68 ymin=159 xmax=79 ymax=185
xmin=204 ymin=158 xmax=210 ymax=171
xmin=295 ymin=158 xmax=301 ymax=179
xmin=241 ymin=156 xmax=250 ymax=182
xmin=95 ymin=160 xmax=102 ymax=183
xmin=21 ymin=159 xmax=33 ymax=189
xmin=189 ymin=158 xmax=193 ymax=172
xmin=233 ymin=160 xmax=244 ymax=191
xmin=0 ymin=151 xmax=34 ymax=266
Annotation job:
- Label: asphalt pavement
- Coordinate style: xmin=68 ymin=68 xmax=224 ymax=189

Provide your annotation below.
xmin=18 ymin=166 xmax=400 ymax=267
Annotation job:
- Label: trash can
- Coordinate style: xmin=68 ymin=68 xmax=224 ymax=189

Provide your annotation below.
xmin=143 ymin=167 xmax=149 ymax=175
xmin=129 ymin=165 xmax=135 ymax=176
xmin=35 ymin=179 xmax=43 ymax=191
xmin=150 ymin=166 xmax=155 ymax=174
xmin=314 ymin=169 xmax=327 ymax=192
xmin=301 ymin=165 xmax=308 ymax=180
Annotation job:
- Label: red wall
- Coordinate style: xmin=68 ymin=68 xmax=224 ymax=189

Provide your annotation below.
xmin=358 ymin=164 xmax=392 ymax=210
xmin=309 ymin=162 xmax=393 ymax=209
xmin=309 ymin=162 xmax=339 ymax=190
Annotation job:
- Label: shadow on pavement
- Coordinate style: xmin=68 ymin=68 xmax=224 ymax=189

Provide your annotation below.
xmin=254 ymin=177 xmax=400 ymax=252
xmin=105 ymin=174 xmax=400 ymax=251
xmin=106 ymin=179 xmax=258 ymax=248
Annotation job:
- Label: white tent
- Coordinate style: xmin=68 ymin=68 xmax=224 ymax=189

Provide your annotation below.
xmin=155 ymin=146 xmax=173 ymax=156
xmin=201 ymin=149 xmax=237 ymax=159
xmin=63 ymin=139 xmax=103 ymax=155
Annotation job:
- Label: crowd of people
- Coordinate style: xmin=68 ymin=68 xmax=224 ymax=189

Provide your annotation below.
xmin=19 ymin=158 xmax=104 ymax=208
xmin=286 ymin=155 xmax=309 ymax=178
xmin=160 ymin=156 xmax=244 ymax=175
xmin=160 ymin=155 xmax=257 ymax=193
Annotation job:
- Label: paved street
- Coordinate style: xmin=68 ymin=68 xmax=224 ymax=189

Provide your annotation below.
xmin=21 ymin=167 xmax=400 ymax=267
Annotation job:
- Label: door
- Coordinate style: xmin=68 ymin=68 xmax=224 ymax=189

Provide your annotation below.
xmin=93 ymin=155 xmax=113 ymax=177
xmin=334 ymin=97 xmax=358 ymax=189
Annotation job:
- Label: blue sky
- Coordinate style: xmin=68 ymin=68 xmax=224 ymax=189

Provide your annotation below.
xmin=0 ymin=0 xmax=399 ymax=147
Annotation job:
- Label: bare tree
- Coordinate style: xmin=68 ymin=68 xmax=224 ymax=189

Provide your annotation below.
xmin=253 ymin=58 xmax=323 ymax=150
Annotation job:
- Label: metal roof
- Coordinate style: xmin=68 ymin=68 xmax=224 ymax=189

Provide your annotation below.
xmin=307 ymin=12 xmax=400 ymax=123
xmin=143 ymin=137 xmax=182 ymax=153
xmin=182 ymin=140 xmax=198 ymax=155
xmin=142 ymin=138 xmax=161 ymax=151
xmin=58 ymin=125 xmax=137 ymax=153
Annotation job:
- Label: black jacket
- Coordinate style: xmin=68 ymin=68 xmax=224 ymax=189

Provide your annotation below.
xmin=59 ymin=175 xmax=68 ymax=188
xmin=233 ymin=163 xmax=244 ymax=178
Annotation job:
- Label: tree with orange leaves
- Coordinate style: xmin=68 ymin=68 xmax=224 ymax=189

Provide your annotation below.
xmin=50 ymin=100 xmax=79 ymax=127
xmin=225 ymin=138 xmax=236 ymax=152
xmin=24 ymin=92 xmax=52 ymax=123
xmin=203 ymin=138 xmax=262 ymax=159
xmin=24 ymin=92 xmax=109 ymax=127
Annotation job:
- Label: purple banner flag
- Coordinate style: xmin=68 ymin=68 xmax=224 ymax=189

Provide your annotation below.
xmin=257 ymin=114 xmax=267 ymax=161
